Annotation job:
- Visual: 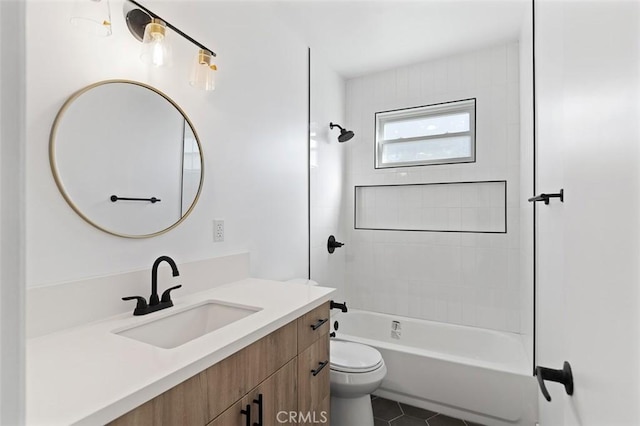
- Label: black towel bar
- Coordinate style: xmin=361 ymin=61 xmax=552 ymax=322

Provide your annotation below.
xmin=110 ymin=195 xmax=161 ymax=203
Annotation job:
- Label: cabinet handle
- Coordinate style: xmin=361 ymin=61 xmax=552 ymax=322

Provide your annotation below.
xmin=310 ymin=318 xmax=328 ymax=330
xmin=240 ymin=404 xmax=251 ymax=426
xmin=253 ymin=394 xmax=263 ymax=426
xmin=311 ymin=360 xmax=329 ymax=376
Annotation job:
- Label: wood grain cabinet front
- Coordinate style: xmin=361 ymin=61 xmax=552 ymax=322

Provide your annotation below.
xmin=207 ymin=359 xmax=297 ymax=426
xmin=109 ymin=321 xmax=296 ymax=426
xmin=297 ymin=336 xmax=330 ymax=426
xmin=297 ymin=302 xmax=330 ymax=353
xmin=296 ymin=302 xmax=330 ymax=425
xmin=109 ymin=302 xmax=331 ymax=426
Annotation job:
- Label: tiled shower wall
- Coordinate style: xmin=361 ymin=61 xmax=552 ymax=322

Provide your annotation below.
xmin=343 ymin=42 xmax=523 ymax=333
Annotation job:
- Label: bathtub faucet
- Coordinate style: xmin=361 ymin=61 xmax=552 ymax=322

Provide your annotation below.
xmin=330 ymin=300 xmax=348 ymax=312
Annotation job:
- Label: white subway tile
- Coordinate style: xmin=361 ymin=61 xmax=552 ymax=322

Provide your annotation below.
xmin=340 ymin=41 xmax=523 ymax=333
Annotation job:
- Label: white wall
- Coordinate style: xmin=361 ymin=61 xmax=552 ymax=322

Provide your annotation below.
xmin=0 ymin=0 xmax=26 ymax=423
xmin=309 ymin=51 xmax=347 ymax=300
xmin=536 ymin=1 xmax=640 ymax=424
xmin=344 ymin=42 xmax=524 ymax=333
xmin=26 ymin=0 xmax=309 ymax=287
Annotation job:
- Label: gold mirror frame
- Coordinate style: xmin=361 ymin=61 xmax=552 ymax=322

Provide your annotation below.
xmin=49 ymin=79 xmax=204 ymax=239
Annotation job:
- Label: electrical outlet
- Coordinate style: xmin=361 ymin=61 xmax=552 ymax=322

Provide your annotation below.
xmin=213 ymin=220 xmax=224 ymax=242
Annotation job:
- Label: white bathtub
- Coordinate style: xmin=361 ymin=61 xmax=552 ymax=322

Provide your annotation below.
xmin=332 ymin=310 xmax=538 ymax=426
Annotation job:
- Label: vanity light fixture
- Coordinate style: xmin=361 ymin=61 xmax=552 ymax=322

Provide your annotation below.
xmin=124 ymin=0 xmax=217 ymax=86
xmin=140 ymin=18 xmax=171 ymax=67
xmin=189 ymin=49 xmax=217 ymax=91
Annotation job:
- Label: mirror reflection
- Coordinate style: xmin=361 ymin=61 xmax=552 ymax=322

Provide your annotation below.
xmin=50 ymin=80 xmax=203 ymax=238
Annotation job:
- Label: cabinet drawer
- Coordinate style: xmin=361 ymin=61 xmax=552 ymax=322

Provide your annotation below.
xmin=297 ymin=335 xmax=330 ymax=424
xmin=297 ymin=302 xmax=330 ymax=352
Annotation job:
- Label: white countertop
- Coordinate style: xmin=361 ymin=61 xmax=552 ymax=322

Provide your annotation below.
xmin=26 ymin=278 xmax=335 ymax=426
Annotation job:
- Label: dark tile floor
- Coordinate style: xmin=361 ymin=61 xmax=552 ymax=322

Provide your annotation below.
xmin=371 ymin=395 xmax=486 ymax=426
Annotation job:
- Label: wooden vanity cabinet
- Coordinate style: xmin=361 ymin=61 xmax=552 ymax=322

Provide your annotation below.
xmin=296 ymin=303 xmax=330 ymax=426
xmin=207 ymin=359 xmax=297 ymax=426
xmin=109 ymin=302 xmax=330 ymax=426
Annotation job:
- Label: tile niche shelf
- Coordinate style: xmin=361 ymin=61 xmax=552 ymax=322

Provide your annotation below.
xmin=354 ymin=180 xmax=507 ymax=234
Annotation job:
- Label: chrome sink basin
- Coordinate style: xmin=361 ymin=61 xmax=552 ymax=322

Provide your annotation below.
xmin=114 ymin=301 xmax=261 ymax=349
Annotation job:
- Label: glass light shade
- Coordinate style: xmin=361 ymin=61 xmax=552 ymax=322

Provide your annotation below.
xmin=140 ymin=19 xmax=172 ymax=67
xmin=70 ymin=0 xmax=112 ymax=37
xmin=189 ymin=49 xmax=217 ymax=91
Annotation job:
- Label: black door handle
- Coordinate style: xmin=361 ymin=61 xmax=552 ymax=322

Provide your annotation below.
xmin=240 ymin=404 xmax=251 ymax=426
xmin=252 ymin=394 xmax=263 ymax=426
xmin=535 ymin=361 xmax=574 ymax=402
xmin=528 ymin=189 xmax=564 ymax=205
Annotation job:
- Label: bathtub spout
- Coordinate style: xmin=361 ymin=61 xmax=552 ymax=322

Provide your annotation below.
xmin=330 ymin=300 xmax=348 ymax=312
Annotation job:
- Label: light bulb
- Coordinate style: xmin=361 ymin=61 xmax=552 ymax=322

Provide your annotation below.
xmin=140 ymin=19 xmax=171 ymax=67
xmin=150 ymin=33 xmax=165 ymax=66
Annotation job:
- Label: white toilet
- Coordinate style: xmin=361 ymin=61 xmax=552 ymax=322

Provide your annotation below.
xmin=330 ymin=340 xmax=387 ymax=426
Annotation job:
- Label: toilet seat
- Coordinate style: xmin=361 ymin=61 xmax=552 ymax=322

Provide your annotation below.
xmin=330 ymin=341 xmax=384 ymax=373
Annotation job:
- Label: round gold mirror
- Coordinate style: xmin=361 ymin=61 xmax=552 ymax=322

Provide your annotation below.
xmin=50 ymin=80 xmax=204 ymax=238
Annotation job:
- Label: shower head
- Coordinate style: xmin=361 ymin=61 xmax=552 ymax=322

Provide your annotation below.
xmin=329 ymin=122 xmax=355 ymax=143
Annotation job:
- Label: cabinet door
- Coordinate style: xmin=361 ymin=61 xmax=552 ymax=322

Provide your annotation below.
xmin=208 ymin=359 xmax=297 ymax=426
xmin=297 ymin=336 xmax=330 ymax=426
xmin=206 ymin=400 xmax=246 ymax=426
xmin=244 ymin=358 xmax=298 ymax=426
xmin=205 ymin=321 xmax=297 ymax=420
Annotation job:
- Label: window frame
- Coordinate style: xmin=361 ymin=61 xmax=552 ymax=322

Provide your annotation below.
xmin=374 ymin=98 xmax=476 ymax=169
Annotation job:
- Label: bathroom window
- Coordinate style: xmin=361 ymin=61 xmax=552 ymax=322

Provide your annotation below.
xmin=375 ymin=98 xmax=476 ymax=168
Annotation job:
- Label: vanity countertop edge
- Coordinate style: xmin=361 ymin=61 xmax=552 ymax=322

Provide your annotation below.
xmin=26 ymin=278 xmax=335 ymax=426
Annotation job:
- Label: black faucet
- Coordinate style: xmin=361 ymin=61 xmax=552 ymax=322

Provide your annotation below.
xmin=122 ymin=255 xmax=182 ymax=316
xmin=330 ymin=300 xmax=348 ymax=313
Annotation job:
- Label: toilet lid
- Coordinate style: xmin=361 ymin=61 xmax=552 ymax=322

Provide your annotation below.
xmin=330 ymin=341 xmax=383 ymax=373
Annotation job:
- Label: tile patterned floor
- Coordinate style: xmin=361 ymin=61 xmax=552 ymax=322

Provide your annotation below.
xmin=371 ymin=396 xmax=486 ymax=426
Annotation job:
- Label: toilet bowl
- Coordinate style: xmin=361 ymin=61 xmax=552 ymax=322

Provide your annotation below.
xmin=330 ymin=340 xmax=387 ymax=426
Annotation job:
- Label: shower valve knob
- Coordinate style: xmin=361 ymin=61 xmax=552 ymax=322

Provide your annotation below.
xmin=327 ymin=235 xmax=344 ymax=254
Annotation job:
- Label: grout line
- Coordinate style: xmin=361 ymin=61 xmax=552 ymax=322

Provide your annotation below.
xmin=426 ymin=413 xmax=440 ymax=420
xmin=388 ymin=413 xmax=404 ymax=422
